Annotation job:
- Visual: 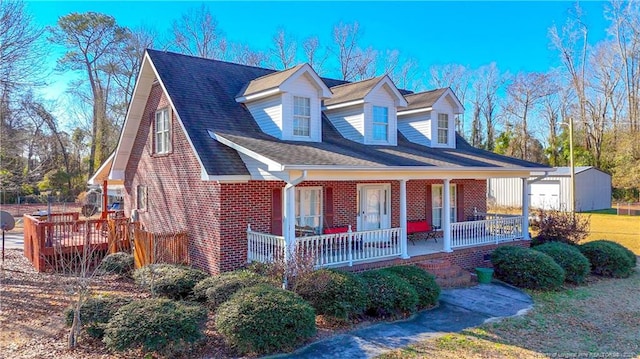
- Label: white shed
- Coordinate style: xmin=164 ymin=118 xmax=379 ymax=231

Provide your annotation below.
xmin=487 ymin=166 xmax=612 ymax=212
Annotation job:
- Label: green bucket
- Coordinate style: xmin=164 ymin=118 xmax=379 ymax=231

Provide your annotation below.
xmin=475 ymin=267 xmax=494 ymax=284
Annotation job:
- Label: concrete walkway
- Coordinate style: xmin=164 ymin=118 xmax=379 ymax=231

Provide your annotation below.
xmin=273 ymin=282 xmax=533 ymax=359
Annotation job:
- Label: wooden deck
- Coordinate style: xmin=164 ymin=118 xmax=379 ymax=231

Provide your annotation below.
xmin=23 ymin=213 xmax=131 ymax=272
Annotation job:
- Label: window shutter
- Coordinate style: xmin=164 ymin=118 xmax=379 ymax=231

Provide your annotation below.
xmin=426 ymin=185 xmax=433 ymax=225
xmin=271 ymin=188 xmax=283 ymax=235
xmin=324 ymin=187 xmax=334 ymax=228
xmin=457 ymin=184 xmax=464 ymax=221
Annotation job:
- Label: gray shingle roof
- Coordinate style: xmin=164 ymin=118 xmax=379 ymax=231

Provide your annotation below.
xmin=147 ymin=49 xmax=549 ymax=176
xmin=404 ymin=88 xmax=448 ymax=111
xmin=323 ymin=76 xmax=385 ymax=106
xmin=236 ymin=64 xmax=305 ymax=98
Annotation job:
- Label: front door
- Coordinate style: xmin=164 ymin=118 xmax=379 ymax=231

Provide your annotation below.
xmin=358 ymin=185 xmax=390 ymax=231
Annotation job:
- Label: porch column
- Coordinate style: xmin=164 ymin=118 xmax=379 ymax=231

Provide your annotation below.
xmin=443 ymin=179 xmax=452 ymax=252
xmin=283 ymin=185 xmax=296 ymax=263
xmin=399 ymin=179 xmax=409 ymax=259
xmin=522 ymin=178 xmax=530 ymax=240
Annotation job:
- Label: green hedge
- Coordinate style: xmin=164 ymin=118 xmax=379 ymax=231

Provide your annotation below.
xmin=65 ymin=295 xmax=132 ymax=339
xmin=133 ymin=264 xmax=208 ymax=300
xmin=533 ymin=242 xmax=591 ymax=284
xmin=215 ymin=284 xmax=316 ymax=355
xmin=358 ymin=269 xmax=419 ymax=316
xmin=204 ymin=270 xmax=275 ymax=310
xmin=293 ymin=269 xmax=368 ymax=320
xmin=381 ymin=266 xmax=440 ymax=308
xmin=97 ymin=252 xmax=134 ymax=276
xmin=104 ymin=298 xmax=207 ymax=355
xmin=579 ymin=240 xmax=635 ymax=278
xmin=491 ymin=246 xmax=565 ymax=290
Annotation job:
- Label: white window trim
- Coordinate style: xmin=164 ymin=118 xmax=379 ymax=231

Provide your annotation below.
xmin=372 ymin=106 xmax=389 ymax=142
xmin=432 ymin=184 xmax=456 ymax=229
xmin=292 ymin=96 xmax=311 ymax=138
xmin=437 ymin=113 xmax=449 ymax=145
xmin=155 ymin=108 xmax=171 ymax=154
xmin=295 ymin=186 xmax=323 ymax=233
xmin=136 ymin=185 xmax=147 ymax=211
xmin=356 ymin=183 xmax=391 ymax=231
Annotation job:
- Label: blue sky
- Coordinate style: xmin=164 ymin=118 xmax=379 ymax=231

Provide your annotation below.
xmin=26 ymin=1 xmax=610 ymax=129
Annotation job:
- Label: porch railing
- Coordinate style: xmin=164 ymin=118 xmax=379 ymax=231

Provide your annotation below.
xmin=247 ymin=228 xmax=285 ymax=263
xmin=451 ymin=216 xmax=524 ymax=249
xmin=247 ymin=226 xmax=402 ymax=268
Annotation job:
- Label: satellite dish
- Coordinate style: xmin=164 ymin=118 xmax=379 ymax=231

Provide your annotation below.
xmin=0 ymin=211 xmax=14 ymax=231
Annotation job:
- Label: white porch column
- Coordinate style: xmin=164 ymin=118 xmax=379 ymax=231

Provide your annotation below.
xmin=443 ymin=179 xmax=452 ymax=252
xmin=399 ymin=179 xmax=409 ymax=259
xmin=522 ymin=178 xmax=530 ymax=240
xmin=283 ymin=185 xmax=296 ymax=263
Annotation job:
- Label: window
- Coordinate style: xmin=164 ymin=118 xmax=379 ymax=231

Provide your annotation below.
xmin=431 ymin=184 xmax=456 ymax=229
xmin=136 ymin=185 xmax=147 ymax=211
xmin=373 ymin=106 xmax=389 ymax=141
xmin=293 ymin=96 xmax=311 ymax=136
xmin=296 ymin=187 xmax=322 ymax=233
xmin=437 ymin=113 xmax=449 ymax=144
xmin=155 ymin=108 xmax=171 ymax=154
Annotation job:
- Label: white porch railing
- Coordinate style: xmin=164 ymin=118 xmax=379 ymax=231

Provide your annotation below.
xmin=247 ymin=229 xmax=285 ymax=263
xmin=451 ymin=216 xmax=524 ymax=249
xmin=247 ymin=226 xmax=402 ymax=268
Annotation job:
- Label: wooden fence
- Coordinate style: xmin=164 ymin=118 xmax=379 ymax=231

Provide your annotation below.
xmin=132 ymin=228 xmax=189 ymax=268
xmin=23 ymin=214 xmax=131 ymax=272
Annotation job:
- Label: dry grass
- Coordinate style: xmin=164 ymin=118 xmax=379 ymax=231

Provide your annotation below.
xmin=379 ymin=268 xmax=640 ymax=358
xmin=584 ymin=212 xmax=640 ymax=254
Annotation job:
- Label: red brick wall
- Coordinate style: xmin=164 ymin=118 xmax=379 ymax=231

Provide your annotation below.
xmin=124 ymin=84 xmax=223 ymax=274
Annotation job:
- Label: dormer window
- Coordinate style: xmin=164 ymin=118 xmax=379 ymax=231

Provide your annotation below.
xmin=293 ymin=96 xmax=311 ymax=137
xmin=373 ymin=106 xmax=389 ymax=141
xmin=437 ymin=113 xmax=449 ymax=145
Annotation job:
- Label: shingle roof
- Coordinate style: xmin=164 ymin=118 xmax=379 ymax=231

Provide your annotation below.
xmin=236 ymin=64 xmax=305 ymax=98
xmin=403 ymin=88 xmax=448 ymax=111
xmin=323 ymin=76 xmax=385 ymax=106
xmin=146 ymin=49 xmax=549 ymax=176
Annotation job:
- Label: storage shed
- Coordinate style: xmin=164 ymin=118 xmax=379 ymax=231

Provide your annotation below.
xmin=487 ymin=166 xmax=612 ymax=212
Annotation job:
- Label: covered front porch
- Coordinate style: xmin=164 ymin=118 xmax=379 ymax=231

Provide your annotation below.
xmin=248 ymin=213 xmax=525 ymax=268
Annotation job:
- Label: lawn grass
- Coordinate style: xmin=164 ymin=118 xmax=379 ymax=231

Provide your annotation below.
xmin=583 ymin=212 xmax=640 ymax=255
xmin=378 ymin=268 xmax=640 ymax=358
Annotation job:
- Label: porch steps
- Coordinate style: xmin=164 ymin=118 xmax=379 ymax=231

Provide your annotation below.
xmin=417 ymin=259 xmax=476 ymax=288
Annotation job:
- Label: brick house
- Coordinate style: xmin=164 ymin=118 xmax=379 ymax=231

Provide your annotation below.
xmin=110 ymin=50 xmax=550 ymax=275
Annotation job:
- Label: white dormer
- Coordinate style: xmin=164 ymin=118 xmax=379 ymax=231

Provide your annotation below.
xmin=236 ymin=64 xmax=332 ymax=142
xmin=397 ymin=88 xmax=464 ymax=148
xmin=323 ymin=76 xmax=407 ymax=146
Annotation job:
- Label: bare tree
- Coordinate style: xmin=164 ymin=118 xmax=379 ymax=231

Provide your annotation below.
xmin=478 ymin=63 xmax=506 ymax=151
xmin=228 ymin=42 xmax=267 ymax=67
xmin=352 ymin=47 xmax=377 ymax=80
xmin=269 ymin=28 xmax=297 ymax=69
xmin=331 ymin=21 xmax=367 ymax=81
xmin=392 ymin=57 xmax=421 ymax=90
xmin=430 ymin=64 xmax=470 ymax=133
xmin=302 ymin=36 xmax=327 ymax=75
xmin=504 ymin=72 xmax=555 ymax=160
xmin=170 ymin=3 xmax=226 ymax=60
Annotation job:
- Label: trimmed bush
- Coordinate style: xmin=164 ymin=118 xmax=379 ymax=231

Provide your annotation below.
xmin=491 ymin=246 xmax=565 ymax=290
xmin=594 ymin=240 xmax=637 ymax=266
xmin=292 ymin=269 xmax=368 ymax=320
xmin=358 ymin=270 xmax=419 ymax=317
xmin=104 ymin=298 xmax=207 ymax=355
xmin=205 ymin=270 xmax=275 ymax=309
xmin=133 ymin=264 xmax=208 ymax=300
xmin=533 ymin=242 xmax=591 ymax=284
xmin=97 ymin=252 xmax=134 ymax=276
xmin=579 ymin=240 xmax=635 ymax=278
xmin=381 ymin=266 xmax=441 ymax=308
xmin=215 ymin=284 xmax=316 ymax=355
xmin=65 ymin=295 xmax=132 ymax=339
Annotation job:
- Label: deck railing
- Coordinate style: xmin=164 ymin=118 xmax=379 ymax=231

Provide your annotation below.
xmin=451 ymin=216 xmax=524 ymax=249
xmin=247 ymin=226 xmax=402 ymax=268
xmin=23 ymin=214 xmax=131 ymax=272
